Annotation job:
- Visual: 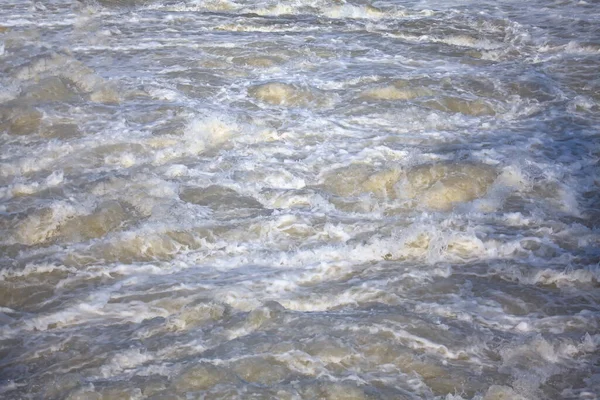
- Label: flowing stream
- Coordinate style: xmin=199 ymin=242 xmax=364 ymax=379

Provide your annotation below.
xmin=0 ymin=0 xmax=599 ymax=399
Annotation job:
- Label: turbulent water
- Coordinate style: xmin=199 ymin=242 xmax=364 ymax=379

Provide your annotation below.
xmin=0 ymin=0 xmax=599 ymax=398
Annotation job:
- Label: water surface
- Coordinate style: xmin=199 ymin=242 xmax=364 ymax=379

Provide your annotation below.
xmin=0 ymin=0 xmax=599 ymax=399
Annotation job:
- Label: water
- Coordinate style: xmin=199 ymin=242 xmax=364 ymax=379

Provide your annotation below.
xmin=0 ymin=0 xmax=599 ymax=398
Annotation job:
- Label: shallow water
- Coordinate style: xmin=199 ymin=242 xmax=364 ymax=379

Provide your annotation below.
xmin=0 ymin=0 xmax=599 ymax=399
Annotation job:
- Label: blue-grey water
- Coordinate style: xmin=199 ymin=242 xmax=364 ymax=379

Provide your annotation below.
xmin=0 ymin=0 xmax=599 ymax=399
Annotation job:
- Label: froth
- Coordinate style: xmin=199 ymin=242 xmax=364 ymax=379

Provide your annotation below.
xmin=1 ymin=0 xmax=598 ymax=398
xmin=152 ymin=115 xmax=238 ymax=165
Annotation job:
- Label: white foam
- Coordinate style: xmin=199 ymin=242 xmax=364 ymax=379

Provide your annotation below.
xmin=152 ymin=114 xmax=238 ymax=165
xmin=0 ymin=0 xmax=598 ymax=397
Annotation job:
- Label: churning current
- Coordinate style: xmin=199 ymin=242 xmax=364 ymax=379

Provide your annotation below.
xmin=0 ymin=0 xmax=599 ymax=399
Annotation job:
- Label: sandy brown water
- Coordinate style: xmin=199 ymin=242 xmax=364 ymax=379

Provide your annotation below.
xmin=0 ymin=0 xmax=599 ymax=399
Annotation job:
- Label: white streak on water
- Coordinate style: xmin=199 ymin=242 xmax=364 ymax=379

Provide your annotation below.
xmin=0 ymin=0 xmax=599 ymax=399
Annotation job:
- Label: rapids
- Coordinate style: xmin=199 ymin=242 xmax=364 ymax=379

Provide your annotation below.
xmin=0 ymin=0 xmax=599 ymax=399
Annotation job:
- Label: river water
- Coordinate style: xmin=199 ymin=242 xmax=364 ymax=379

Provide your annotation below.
xmin=0 ymin=0 xmax=599 ymax=399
